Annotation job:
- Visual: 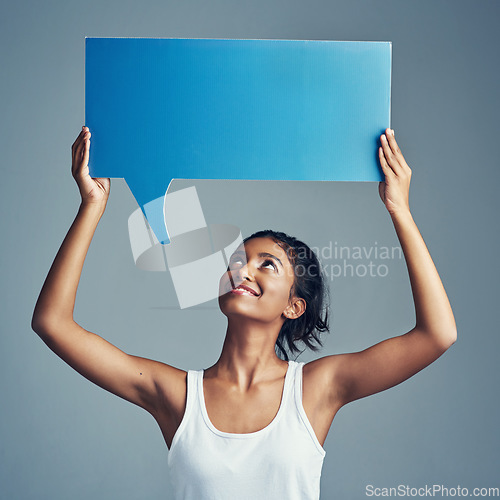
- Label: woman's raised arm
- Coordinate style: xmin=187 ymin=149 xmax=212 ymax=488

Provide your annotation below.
xmin=32 ymin=127 xmax=110 ymax=324
xmin=307 ymin=128 xmax=457 ymax=408
xmin=31 ymin=127 xmax=186 ymax=416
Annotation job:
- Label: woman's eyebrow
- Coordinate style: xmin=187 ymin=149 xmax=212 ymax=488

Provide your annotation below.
xmin=229 ymin=251 xmax=284 ymax=269
xmin=258 ymin=252 xmax=284 ymax=269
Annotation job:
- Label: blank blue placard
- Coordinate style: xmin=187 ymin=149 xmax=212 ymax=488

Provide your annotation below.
xmin=85 ymin=38 xmax=391 ymax=244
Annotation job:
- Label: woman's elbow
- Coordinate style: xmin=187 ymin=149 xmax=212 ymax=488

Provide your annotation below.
xmin=31 ymin=314 xmax=59 ymax=338
xmin=449 ymin=328 xmax=458 ymax=346
xmin=31 ymin=315 xmax=45 ymax=335
xmin=421 ymin=325 xmax=457 ymax=353
xmin=440 ymin=327 xmax=457 ymax=351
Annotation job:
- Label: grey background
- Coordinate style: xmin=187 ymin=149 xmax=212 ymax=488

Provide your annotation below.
xmin=1 ymin=0 xmax=498 ymax=498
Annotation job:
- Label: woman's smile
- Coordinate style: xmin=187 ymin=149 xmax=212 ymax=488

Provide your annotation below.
xmin=230 ymin=284 xmax=260 ymax=297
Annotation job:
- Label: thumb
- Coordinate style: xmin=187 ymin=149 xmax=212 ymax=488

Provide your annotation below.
xmin=378 ymin=181 xmax=385 ymax=203
xmin=82 ymin=133 xmax=90 ymax=167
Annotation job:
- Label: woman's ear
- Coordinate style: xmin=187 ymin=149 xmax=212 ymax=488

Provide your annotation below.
xmin=283 ymin=297 xmax=306 ymax=320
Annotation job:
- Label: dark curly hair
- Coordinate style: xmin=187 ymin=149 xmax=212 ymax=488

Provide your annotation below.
xmin=242 ymin=230 xmax=330 ymax=361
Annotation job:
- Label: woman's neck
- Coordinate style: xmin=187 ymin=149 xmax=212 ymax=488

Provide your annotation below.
xmin=207 ymin=317 xmax=288 ymax=390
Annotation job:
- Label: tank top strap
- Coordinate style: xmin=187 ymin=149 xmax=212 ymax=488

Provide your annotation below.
xmin=187 ymin=369 xmax=200 ymax=411
xmin=272 ymin=360 xmax=295 ymax=414
xmin=292 ymin=361 xmax=325 ymax=456
xmin=293 ymin=360 xmax=305 ymax=406
xmin=169 ymin=369 xmax=200 ymax=451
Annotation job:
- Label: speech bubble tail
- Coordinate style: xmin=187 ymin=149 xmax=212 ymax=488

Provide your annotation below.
xmin=125 ymin=176 xmax=171 ymax=245
xmin=143 ymin=197 xmax=170 ymax=245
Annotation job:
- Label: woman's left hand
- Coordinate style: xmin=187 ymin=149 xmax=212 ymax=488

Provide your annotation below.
xmin=378 ymin=128 xmax=412 ymax=216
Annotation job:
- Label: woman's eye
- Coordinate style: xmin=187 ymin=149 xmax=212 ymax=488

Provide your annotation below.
xmin=262 ymin=259 xmax=277 ymax=270
xmin=228 ymin=258 xmax=243 ymax=270
xmin=227 ymin=257 xmax=276 ymax=272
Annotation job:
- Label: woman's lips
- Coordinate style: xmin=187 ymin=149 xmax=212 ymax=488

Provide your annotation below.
xmin=230 ymin=284 xmax=259 ymax=296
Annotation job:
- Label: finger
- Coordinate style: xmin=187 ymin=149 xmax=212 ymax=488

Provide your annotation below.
xmin=74 ymin=126 xmax=88 ymax=142
xmin=81 ymin=147 xmax=90 ymax=176
xmin=73 ymin=136 xmax=85 ymax=164
xmin=74 ymin=127 xmax=89 ymax=142
xmin=72 ymin=130 xmax=89 ymax=157
xmin=77 ymin=131 xmax=90 ymax=154
xmin=380 ymin=134 xmax=404 ymax=175
xmin=378 ymin=146 xmax=393 ymax=177
xmin=387 ymin=129 xmax=413 ymax=178
xmin=72 ymin=131 xmax=85 ymax=151
xmin=73 ymin=134 xmax=90 ymax=170
xmin=82 ymin=137 xmax=90 ymax=167
xmin=380 ymin=134 xmax=395 ymax=167
xmin=385 ymin=128 xmax=401 ymax=156
xmin=386 ymin=129 xmax=411 ymax=172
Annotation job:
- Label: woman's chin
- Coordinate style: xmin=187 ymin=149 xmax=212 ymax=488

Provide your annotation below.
xmin=219 ymin=295 xmax=255 ymax=319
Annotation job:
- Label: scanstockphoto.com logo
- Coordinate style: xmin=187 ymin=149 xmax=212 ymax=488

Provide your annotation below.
xmin=365 ymin=484 xmax=500 ymax=497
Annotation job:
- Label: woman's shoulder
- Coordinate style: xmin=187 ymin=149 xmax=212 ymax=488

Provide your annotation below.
xmin=149 ymin=362 xmax=189 ymax=416
xmin=303 ymin=355 xmax=343 ymax=380
xmin=302 ymin=355 xmax=346 ymax=404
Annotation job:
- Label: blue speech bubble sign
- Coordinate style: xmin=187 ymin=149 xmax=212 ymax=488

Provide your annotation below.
xmin=85 ymin=38 xmax=391 ymax=244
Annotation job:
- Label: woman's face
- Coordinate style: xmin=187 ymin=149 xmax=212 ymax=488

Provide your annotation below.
xmin=218 ymin=237 xmax=305 ymax=324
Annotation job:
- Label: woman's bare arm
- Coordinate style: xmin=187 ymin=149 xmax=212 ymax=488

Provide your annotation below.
xmin=308 ymin=128 xmax=457 ymax=408
xmin=31 ymin=127 xmax=185 ymax=415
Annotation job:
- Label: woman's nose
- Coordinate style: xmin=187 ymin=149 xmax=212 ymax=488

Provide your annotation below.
xmin=231 ymin=262 xmax=255 ymax=282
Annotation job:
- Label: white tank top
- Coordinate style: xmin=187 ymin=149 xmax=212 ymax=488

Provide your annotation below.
xmin=167 ymin=360 xmax=326 ymax=500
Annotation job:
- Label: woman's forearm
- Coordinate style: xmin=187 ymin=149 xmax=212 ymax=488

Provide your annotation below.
xmin=32 ymin=201 xmax=107 ymax=331
xmin=391 ymin=208 xmax=457 ymax=346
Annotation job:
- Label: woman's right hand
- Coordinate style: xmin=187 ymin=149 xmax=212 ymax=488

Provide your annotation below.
xmin=71 ymin=126 xmax=110 ymax=205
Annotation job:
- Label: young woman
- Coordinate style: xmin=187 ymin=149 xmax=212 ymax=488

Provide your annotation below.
xmin=32 ymin=126 xmax=457 ymax=499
